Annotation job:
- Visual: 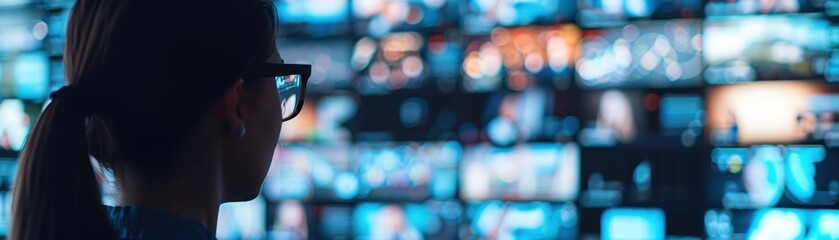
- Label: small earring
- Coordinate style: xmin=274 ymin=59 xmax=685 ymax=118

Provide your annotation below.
xmin=235 ymin=123 xmax=247 ymax=138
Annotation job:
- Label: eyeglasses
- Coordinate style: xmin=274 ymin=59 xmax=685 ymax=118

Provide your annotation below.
xmin=245 ymin=63 xmax=311 ymax=122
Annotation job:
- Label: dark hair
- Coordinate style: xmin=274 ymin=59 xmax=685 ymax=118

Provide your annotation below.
xmin=11 ymin=0 xmax=278 ymax=238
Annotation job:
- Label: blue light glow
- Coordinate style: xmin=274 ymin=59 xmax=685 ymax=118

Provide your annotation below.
xmin=748 ymin=209 xmax=805 ymax=240
xmin=334 ymin=172 xmax=359 ymax=200
xmin=810 ymin=210 xmax=839 ymax=239
xmin=277 ymin=0 xmax=349 ymax=24
xmin=785 ymin=146 xmax=825 ymax=203
xmin=744 ymin=146 xmax=785 ymax=208
xmin=602 ymin=208 xmax=666 ymax=240
xmin=12 ymin=51 xmax=49 ymax=100
xmin=468 ymin=201 xmax=577 ymax=239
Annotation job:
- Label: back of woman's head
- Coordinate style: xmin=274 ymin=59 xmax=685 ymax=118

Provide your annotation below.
xmin=11 ymin=0 xmax=277 ymax=238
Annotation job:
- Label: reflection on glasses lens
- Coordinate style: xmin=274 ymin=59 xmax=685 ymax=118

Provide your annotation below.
xmin=277 ymin=74 xmax=302 ymax=120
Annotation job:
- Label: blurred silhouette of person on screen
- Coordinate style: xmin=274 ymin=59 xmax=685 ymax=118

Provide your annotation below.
xmin=10 ymin=0 xmax=311 ymax=239
xmin=597 ymin=90 xmax=636 ymax=143
xmin=0 ymin=100 xmax=30 ymax=151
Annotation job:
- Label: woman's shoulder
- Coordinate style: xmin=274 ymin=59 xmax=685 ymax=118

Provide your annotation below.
xmin=106 ymin=206 xmax=216 ymax=240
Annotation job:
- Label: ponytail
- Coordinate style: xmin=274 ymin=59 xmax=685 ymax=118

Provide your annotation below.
xmin=10 ymin=87 xmax=114 ymax=239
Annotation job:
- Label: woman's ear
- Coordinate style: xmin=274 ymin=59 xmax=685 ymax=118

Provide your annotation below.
xmin=222 ymin=78 xmax=246 ymax=137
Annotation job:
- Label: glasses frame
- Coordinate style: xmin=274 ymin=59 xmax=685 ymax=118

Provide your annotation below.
xmin=244 ymin=63 xmax=311 ymax=122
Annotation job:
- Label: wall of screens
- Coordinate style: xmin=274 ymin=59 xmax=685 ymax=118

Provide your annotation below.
xmin=2 ymin=0 xmax=839 ymax=239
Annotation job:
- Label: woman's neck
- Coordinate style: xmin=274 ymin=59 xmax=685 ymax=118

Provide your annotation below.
xmin=116 ymin=135 xmax=225 ymax=234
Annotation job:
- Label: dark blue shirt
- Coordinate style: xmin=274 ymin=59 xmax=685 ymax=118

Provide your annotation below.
xmin=106 ymin=206 xmax=215 ymax=240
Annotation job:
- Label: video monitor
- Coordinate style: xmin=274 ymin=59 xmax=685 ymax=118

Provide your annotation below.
xmin=426 ymin=32 xmax=463 ymax=82
xmin=276 ymin=40 xmax=353 ymax=92
xmin=460 ymin=0 xmax=576 ymax=34
xmin=579 ymin=90 xmax=704 ymax=147
xmin=0 ymin=51 xmax=49 ymax=100
xmin=461 ymin=25 xmax=582 ymax=92
xmin=353 ymin=141 xmax=461 ymax=201
xmin=462 ymin=201 xmax=579 ymax=240
xmin=279 ymin=91 xmax=359 ymax=143
xmin=353 ymin=201 xmax=462 ymax=239
xmin=262 ymin=143 xmax=357 ymax=201
xmin=268 ymin=201 xmax=309 ymax=240
xmin=578 ymin=0 xmax=702 ymax=27
xmin=580 ymin=147 xmax=707 ymax=208
xmin=704 ymin=209 xmax=839 ymax=239
xmin=352 ymin=0 xmax=458 ymax=37
xmin=706 ymin=81 xmax=839 ymax=146
xmin=268 ymin=203 xmax=355 ymax=240
xmin=576 ymin=20 xmax=702 ymax=89
xmin=600 ymin=208 xmax=666 ymax=240
xmin=351 ymin=32 xmax=428 ymax=95
xmin=460 ymin=143 xmax=580 ymax=202
xmin=216 ymin=196 xmax=267 ymax=240
xmin=276 ymin=0 xmax=351 ymax=37
xmin=708 ymin=145 xmax=839 ymax=209
xmin=0 ymin=160 xmax=15 ymax=237
xmin=456 ymin=88 xmax=578 ymax=145
xmin=704 ymin=15 xmax=831 ymax=84
xmin=0 ymin=11 xmax=44 ymax=53
xmin=46 ymin=10 xmax=69 ymax=56
xmin=0 ymin=99 xmax=42 ymax=153
xmin=349 ymin=91 xmax=460 ymax=141
xmin=705 ymin=0 xmax=825 ymax=16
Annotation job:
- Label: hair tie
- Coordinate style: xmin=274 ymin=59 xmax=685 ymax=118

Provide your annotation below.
xmin=50 ymin=85 xmax=94 ymax=115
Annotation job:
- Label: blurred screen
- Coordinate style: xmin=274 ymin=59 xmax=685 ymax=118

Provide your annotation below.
xmin=0 ymin=160 xmax=15 ymax=237
xmin=0 ymin=11 xmax=45 ymax=53
xmin=349 ymin=91 xmax=459 ymax=140
xmin=268 ymin=203 xmax=355 ymax=240
xmin=578 ymin=0 xmax=702 ymax=27
xmin=461 ymin=0 xmax=576 ymax=34
xmin=263 ymin=143 xmax=356 ymax=201
xmin=426 ymin=32 xmax=463 ymax=80
xmin=463 ymin=201 xmax=578 ymax=240
xmin=458 ymin=88 xmax=578 ymax=145
xmin=277 ymin=40 xmax=353 ymax=92
xmin=353 ymin=141 xmax=460 ymax=201
xmin=352 ymin=0 xmax=458 ymax=37
xmin=579 ymin=90 xmax=704 ymax=147
xmin=276 ymin=0 xmax=351 ymax=37
xmin=0 ymin=99 xmax=41 ymax=153
xmin=46 ymin=10 xmax=69 ymax=56
xmin=0 ymin=51 xmax=49 ymax=100
xmin=461 ymin=25 xmax=582 ymax=92
xmin=704 ymin=208 xmax=839 ymax=239
xmin=216 ymin=196 xmax=267 ymax=240
xmin=580 ymin=146 xmax=706 ymax=210
xmin=353 ymin=201 xmax=461 ymax=239
xmin=351 ymin=32 xmax=428 ymax=95
xmin=460 ymin=143 xmax=580 ymax=202
xmin=279 ymin=92 xmax=359 ymax=143
xmin=706 ymin=81 xmax=839 ymax=146
xmin=705 ymin=0 xmax=825 ymax=15
xmin=709 ymin=146 xmax=839 ymax=209
xmin=601 ymin=208 xmax=666 ymax=240
xmin=577 ymin=20 xmax=703 ymax=88
xmin=704 ymin=15 xmax=831 ymax=84
xmin=269 ymin=201 xmax=309 ymax=240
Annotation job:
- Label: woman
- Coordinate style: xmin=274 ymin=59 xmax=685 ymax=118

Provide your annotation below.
xmin=10 ymin=0 xmax=310 ymax=239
